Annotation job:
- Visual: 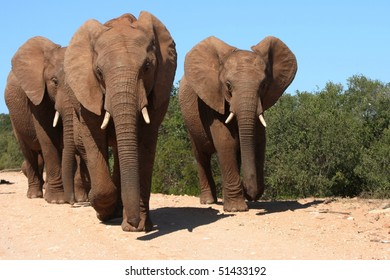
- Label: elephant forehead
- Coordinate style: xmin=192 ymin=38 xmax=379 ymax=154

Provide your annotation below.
xmin=97 ymin=27 xmax=151 ymax=49
xmin=224 ymin=51 xmax=266 ymax=72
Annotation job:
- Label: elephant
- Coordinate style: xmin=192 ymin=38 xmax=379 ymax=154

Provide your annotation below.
xmin=5 ymin=36 xmax=90 ymax=204
xmin=179 ymin=36 xmax=297 ymax=211
xmin=51 ymin=53 xmax=91 ymax=204
xmin=63 ymin=12 xmax=177 ymax=232
xmin=4 ymin=36 xmax=65 ymax=203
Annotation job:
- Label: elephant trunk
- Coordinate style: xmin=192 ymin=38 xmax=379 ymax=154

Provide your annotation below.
xmin=236 ymin=95 xmax=260 ymax=201
xmin=108 ymin=72 xmax=141 ymax=230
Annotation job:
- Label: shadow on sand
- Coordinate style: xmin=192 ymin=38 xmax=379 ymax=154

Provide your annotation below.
xmin=249 ymin=199 xmax=325 ymax=216
xmin=105 ymin=199 xmax=325 ymax=240
xmin=137 ymin=206 xmax=233 ymax=241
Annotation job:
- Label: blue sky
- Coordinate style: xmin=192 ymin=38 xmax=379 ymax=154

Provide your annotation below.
xmin=1 ymin=0 xmax=389 ymax=113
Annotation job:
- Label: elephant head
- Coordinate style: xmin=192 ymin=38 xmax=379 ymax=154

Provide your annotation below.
xmin=11 ymin=36 xmax=65 ymax=109
xmin=64 ymin=12 xmax=176 ymax=230
xmin=184 ymin=36 xmax=297 ymax=201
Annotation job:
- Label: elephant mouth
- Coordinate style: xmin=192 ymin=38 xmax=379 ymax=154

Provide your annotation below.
xmin=99 ymin=107 xmax=151 ymax=130
xmin=225 ymin=111 xmax=267 ymax=127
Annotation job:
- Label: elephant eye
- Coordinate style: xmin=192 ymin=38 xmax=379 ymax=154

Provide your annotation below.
xmin=226 ymin=81 xmax=233 ymax=94
xmin=144 ymin=60 xmax=151 ymax=72
xmin=96 ymin=66 xmax=104 ymax=81
xmin=260 ymin=80 xmax=268 ymax=91
xmin=51 ymin=77 xmax=58 ymax=87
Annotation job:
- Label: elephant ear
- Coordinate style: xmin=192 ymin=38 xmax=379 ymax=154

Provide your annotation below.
xmin=64 ymin=19 xmax=109 ymax=115
xmin=251 ymin=36 xmax=297 ymax=111
xmin=12 ymin=36 xmax=60 ymax=105
xmin=137 ymin=11 xmax=177 ymax=110
xmin=184 ymin=36 xmax=236 ymax=114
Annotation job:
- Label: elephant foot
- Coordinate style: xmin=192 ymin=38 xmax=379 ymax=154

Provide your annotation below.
xmin=75 ymin=191 xmax=89 ymax=203
xmin=44 ymin=190 xmax=65 ymax=204
xmin=200 ymin=192 xmax=217 ymax=204
xmin=95 ymin=203 xmax=120 ymax=222
xmin=121 ymin=209 xmax=153 ymax=232
xmin=90 ymin=190 xmax=118 ymax=221
xmin=121 ymin=217 xmax=142 ymax=232
xmin=223 ymin=197 xmax=248 ymax=212
xmin=141 ymin=212 xmax=154 ymax=232
xmin=121 ymin=217 xmax=153 ymax=232
xmin=74 ymin=181 xmax=90 ymax=203
xmin=43 ymin=182 xmax=66 ymax=203
xmin=27 ymin=186 xmax=43 ymax=199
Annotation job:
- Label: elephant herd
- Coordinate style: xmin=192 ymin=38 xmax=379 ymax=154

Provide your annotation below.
xmin=4 ymin=11 xmax=297 ymax=232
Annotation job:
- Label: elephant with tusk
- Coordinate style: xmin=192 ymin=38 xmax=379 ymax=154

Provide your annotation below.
xmin=5 ymin=36 xmax=66 ymax=203
xmin=179 ymin=36 xmax=297 ymax=212
xmin=63 ymin=12 xmax=176 ymax=232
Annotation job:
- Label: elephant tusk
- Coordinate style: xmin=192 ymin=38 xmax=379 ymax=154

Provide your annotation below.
xmin=225 ymin=112 xmax=235 ymax=124
xmin=100 ymin=111 xmax=111 ymax=130
xmin=259 ymin=114 xmax=267 ymax=127
xmin=53 ymin=111 xmax=60 ymax=127
xmin=142 ymin=107 xmax=150 ymax=124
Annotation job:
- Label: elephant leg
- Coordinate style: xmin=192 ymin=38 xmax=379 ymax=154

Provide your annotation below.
xmin=180 ymin=86 xmax=217 ymax=204
xmin=32 ymin=116 xmax=64 ymax=203
xmin=20 ymin=146 xmax=44 ymax=198
xmin=74 ymin=155 xmax=90 ymax=203
xmin=254 ymin=124 xmax=266 ymax=199
xmin=80 ymin=112 xmax=117 ymax=221
xmin=212 ymin=123 xmax=248 ymax=212
xmin=110 ymin=146 xmax=120 ymax=195
xmin=191 ymin=137 xmax=217 ymax=204
xmin=110 ymin=146 xmax=123 ymax=217
xmin=137 ymin=124 xmax=160 ymax=232
xmin=138 ymin=146 xmax=154 ymax=232
xmin=22 ymin=152 xmax=43 ymax=176
xmin=62 ymin=147 xmax=76 ymax=204
xmin=41 ymin=150 xmax=64 ymax=203
xmin=39 ymin=141 xmax=64 ymax=203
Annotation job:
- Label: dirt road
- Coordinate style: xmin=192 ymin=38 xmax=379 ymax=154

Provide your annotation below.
xmin=0 ymin=171 xmax=389 ymax=260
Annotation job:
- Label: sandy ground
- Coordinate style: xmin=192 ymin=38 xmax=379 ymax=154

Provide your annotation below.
xmin=0 ymin=171 xmax=389 ymax=260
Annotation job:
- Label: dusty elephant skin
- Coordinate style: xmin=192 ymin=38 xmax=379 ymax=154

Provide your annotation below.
xmin=4 ymin=36 xmax=66 ymax=203
xmin=64 ymin=12 xmax=177 ymax=232
xmin=179 ymin=36 xmax=297 ymax=212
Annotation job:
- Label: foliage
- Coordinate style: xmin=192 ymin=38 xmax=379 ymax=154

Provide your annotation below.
xmin=152 ymin=86 xmax=200 ymax=195
xmin=264 ymin=75 xmax=390 ymax=199
xmin=0 ymin=114 xmax=24 ymax=169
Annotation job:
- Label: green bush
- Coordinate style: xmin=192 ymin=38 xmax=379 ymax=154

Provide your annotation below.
xmin=356 ymin=127 xmax=390 ymax=198
xmin=264 ymin=75 xmax=389 ymax=199
xmin=0 ymin=114 xmax=23 ymax=170
xmin=152 ymin=87 xmax=200 ymax=195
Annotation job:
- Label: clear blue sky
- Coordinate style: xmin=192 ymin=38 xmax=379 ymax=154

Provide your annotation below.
xmin=1 ymin=0 xmax=389 ymax=113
